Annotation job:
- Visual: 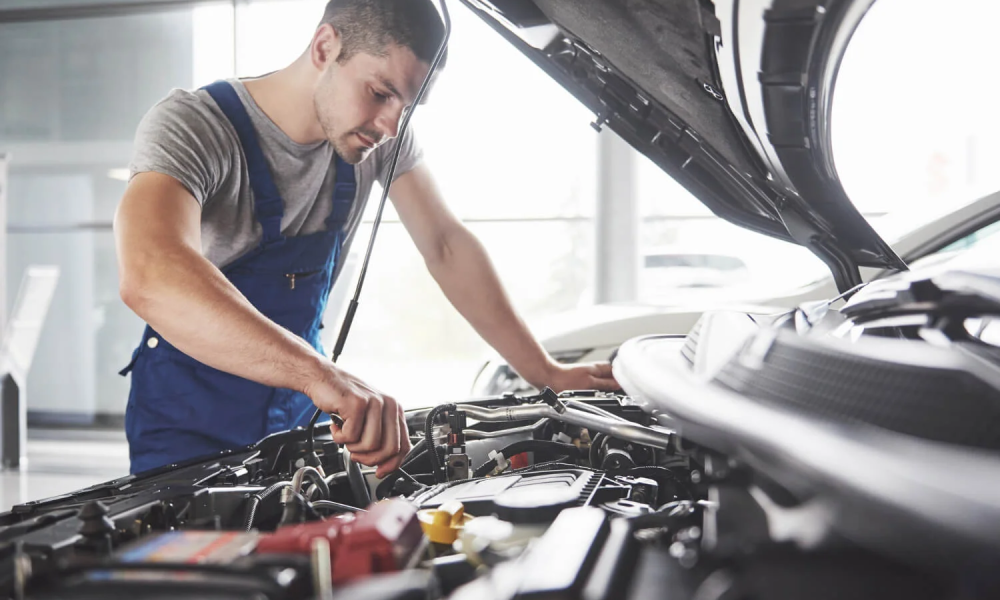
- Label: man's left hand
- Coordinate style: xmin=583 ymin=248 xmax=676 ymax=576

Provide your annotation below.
xmin=546 ymin=362 xmax=620 ymax=393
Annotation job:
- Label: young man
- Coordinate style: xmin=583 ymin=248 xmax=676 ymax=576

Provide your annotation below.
xmin=115 ymin=0 xmax=618 ymax=477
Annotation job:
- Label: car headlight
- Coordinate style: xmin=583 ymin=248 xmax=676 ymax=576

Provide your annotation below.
xmin=471 ymin=349 xmax=592 ymax=396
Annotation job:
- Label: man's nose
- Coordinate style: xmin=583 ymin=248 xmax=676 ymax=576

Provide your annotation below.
xmin=374 ymin=105 xmax=404 ymax=140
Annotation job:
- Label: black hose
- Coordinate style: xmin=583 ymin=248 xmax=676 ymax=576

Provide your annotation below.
xmin=244 ymin=481 xmax=292 ymax=532
xmin=403 ymin=448 xmax=429 ymax=470
xmin=375 ymin=439 xmax=432 ymax=499
xmin=375 ymin=465 xmax=428 ymax=500
xmin=425 ymin=404 xmax=455 ymax=483
xmin=309 ymin=500 xmax=365 ymax=514
xmin=292 ymin=466 xmax=330 ymax=500
xmin=588 ymin=433 xmax=606 ymax=469
xmin=346 ymin=454 xmax=372 ymax=508
xmin=473 ymin=440 xmax=583 ymax=478
xmin=403 ymin=438 xmax=427 ymax=467
xmin=280 ymin=489 xmax=324 ymax=526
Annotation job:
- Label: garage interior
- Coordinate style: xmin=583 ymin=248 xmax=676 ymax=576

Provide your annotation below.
xmin=0 ymin=2 xmax=998 ymax=596
xmin=0 ymin=0 xmax=997 ymax=505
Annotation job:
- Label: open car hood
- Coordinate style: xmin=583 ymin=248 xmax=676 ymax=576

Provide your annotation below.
xmin=458 ymin=0 xmax=906 ymax=292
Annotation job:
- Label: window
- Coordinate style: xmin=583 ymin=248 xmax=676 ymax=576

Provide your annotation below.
xmin=1 ymin=0 xmax=601 ymax=422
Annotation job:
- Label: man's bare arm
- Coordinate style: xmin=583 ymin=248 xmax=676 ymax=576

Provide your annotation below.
xmin=389 ymin=164 xmax=618 ymax=392
xmin=115 ymin=172 xmax=409 ymax=476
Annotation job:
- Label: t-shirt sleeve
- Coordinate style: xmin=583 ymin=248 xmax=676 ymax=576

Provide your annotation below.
xmin=376 ymin=126 xmax=424 ymax=187
xmin=128 ymin=90 xmax=231 ymax=206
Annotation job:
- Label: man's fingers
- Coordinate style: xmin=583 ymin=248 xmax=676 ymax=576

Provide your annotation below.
xmin=355 ymin=405 xmax=410 ymax=478
xmin=397 ymin=405 xmax=412 ymax=458
xmin=589 ymin=362 xmax=621 ymax=392
xmin=590 ymin=362 xmax=614 ymax=378
xmin=348 ymin=395 xmax=384 ymax=454
xmin=376 ymin=397 xmax=402 ymax=464
xmin=349 ymin=395 xmax=399 ymax=464
xmin=330 ymin=397 xmax=365 ymax=445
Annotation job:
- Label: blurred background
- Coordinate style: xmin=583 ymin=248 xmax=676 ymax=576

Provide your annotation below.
xmin=0 ymin=0 xmax=998 ymax=425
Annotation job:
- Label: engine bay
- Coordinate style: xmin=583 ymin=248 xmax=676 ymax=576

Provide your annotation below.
xmin=0 ymin=369 xmax=980 ymax=600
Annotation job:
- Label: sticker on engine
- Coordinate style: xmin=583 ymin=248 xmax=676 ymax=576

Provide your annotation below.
xmin=116 ymin=531 xmax=258 ymax=564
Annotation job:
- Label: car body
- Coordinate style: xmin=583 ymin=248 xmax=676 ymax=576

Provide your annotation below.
xmin=473 ymin=189 xmax=1000 ymax=396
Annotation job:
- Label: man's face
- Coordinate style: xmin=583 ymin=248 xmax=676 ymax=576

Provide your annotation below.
xmin=314 ymin=43 xmax=430 ymax=164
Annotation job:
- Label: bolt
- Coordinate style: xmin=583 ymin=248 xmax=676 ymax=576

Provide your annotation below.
xmin=691 ymin=470 xmax=702 ymax=484
xmin=676 ymin=526 xmax=702 ymax=543
xmin=669 ymin=541 xmax=686 ymax=559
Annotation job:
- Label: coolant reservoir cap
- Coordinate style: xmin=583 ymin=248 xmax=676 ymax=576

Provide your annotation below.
xmin=418 ymin=500 xmax=475 ymax=544
xmin=491 ymin=485 xmax=578 ymax=524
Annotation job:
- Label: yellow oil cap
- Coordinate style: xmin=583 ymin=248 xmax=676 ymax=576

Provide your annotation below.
xmin=418 ymin=500 xmax=475 ymax=544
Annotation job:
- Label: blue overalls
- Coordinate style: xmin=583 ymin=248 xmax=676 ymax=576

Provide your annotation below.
xmin=120 ymin=81 xmax=357 ymax=475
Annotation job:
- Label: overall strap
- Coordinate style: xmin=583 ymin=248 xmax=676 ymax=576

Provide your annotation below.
xmin=325 ymin=155 xmax=357 ymax=232
xmin=203 ymin=80 xmax=284 ymax=244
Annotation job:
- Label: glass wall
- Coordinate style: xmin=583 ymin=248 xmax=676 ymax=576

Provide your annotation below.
xmin=1 ymin=6 xmax=225 ymax=424
xmin=0 ymin=0 xmax=599 ymax=421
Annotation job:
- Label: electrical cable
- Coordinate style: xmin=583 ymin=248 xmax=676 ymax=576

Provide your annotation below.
xmin=424 ymin=403 xmax=455 ymax=483
xmin=244 ymin=481 xmax=293 ymax=532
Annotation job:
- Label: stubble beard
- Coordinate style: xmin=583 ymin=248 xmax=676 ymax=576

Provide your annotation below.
xmin=331 ymin=132 xmax=367 ymax=164
xmin=313 ymin=90 xmax=367 ymax=164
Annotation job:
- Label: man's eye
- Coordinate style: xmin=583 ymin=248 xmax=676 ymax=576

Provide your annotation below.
xmin=372 ymin=89 xmax=389 ymax=102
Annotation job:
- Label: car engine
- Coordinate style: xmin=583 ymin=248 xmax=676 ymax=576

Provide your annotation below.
xmin=0 ymin=273 xmax=998 ymax=599
xmin=0 ymin=392 xmax=986 ymax=599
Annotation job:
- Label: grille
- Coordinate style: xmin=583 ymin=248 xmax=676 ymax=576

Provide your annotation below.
xmin=713 ymin=333 xmax=1000 ymax=450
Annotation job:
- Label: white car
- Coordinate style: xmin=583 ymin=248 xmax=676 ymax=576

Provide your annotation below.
xmin=473 ymin=189 xmax=1000 ymax=395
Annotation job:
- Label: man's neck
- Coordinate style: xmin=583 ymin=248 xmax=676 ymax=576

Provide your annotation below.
xmin=242 ymin=59 xmax=325 ymax=145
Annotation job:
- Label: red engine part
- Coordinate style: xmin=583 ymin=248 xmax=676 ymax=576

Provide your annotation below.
xmin=509 ymin=452 xmax=530 ymax=469
xmin=256 ymin=499 xmax=424 ymax=584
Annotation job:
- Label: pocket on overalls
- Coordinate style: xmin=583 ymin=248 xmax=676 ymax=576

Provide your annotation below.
xmin=282 ymin=268 xmax=323 ymax=291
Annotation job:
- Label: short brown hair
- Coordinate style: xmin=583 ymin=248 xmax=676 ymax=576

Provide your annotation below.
xmin=320 ymin=0 xmax=445 ymax=65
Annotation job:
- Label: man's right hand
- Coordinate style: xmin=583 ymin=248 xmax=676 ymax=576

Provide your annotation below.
xmin=303 ymin=365 xmax=411 ymax=479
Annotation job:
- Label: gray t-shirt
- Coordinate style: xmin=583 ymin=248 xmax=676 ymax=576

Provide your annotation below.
xmin=128 ymin=78 xmax=422 ymax=270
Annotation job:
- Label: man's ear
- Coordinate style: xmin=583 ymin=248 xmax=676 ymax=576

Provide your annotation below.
xmin=310 ymin=23 xmax=342 ymax=69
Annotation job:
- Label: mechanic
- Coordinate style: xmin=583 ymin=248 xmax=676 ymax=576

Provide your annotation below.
xmin=114 ymin=0 xmax=619 ymax=477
